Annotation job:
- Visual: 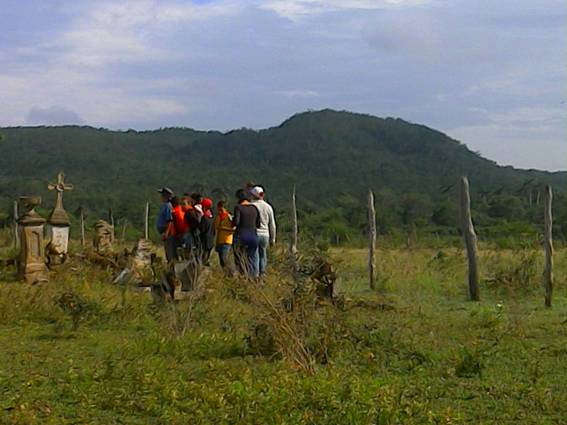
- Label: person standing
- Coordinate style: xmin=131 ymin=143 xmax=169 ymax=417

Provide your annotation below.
xmin=250 ymin=186 xmax=276 ymax=275
xmin=199 ymin=197 xmax=215 ymax=266
xmin=170 ymin=196 xmax=188 ymax=256
xmin=214 ymin=201 xmax=235 ymax=272
xmin=182 ymin=193 xmax=201 ymax=258
xmin=156 ymin=187 xmax=176 ymax=263
xmin=233 ymin=189 xmax=260 ymax=278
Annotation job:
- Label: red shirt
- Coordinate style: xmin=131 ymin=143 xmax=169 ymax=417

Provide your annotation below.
xmin=172 ymin=205 xmax=188 ymax=236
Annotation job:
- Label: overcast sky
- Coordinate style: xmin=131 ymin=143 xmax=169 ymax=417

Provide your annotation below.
xmin=1 ymin=0 xmax=565 ymax=170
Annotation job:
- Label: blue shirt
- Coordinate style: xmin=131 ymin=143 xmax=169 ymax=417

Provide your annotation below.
xmin=156 ymin=202 xmax=173 ymax=234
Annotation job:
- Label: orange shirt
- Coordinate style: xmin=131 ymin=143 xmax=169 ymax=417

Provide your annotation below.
xmin=172 ymin=205 xmax=188 ymax=236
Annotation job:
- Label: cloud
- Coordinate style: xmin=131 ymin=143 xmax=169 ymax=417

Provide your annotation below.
xmin=26 ymin=106 xmax=84 ymax=126
xmin=0 ymin=0 xmax=565 ymax=169
xmin=52 ymin=0 xmax=239 ymax=67
xmin=449 ymin=105 xmax=566 ymax=171
xmin=259 ymin=0 xmax=436 ymax=21
xmin=274 ymin=90 xmax=319 ymax=98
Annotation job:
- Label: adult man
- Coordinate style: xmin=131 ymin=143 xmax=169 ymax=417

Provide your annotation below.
xmin=250 ymin=186 xmax=276 ymax=275
xmin=156 ymin=187 xmax=176 ymax=262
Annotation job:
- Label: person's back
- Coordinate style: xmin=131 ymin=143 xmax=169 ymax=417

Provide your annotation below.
xmin=252 ymin=199 xmax=276 ymax=243
xmin=171 ymin=203 xmax=188 ymax=236
xmin=233 ymin=189 xmax=260 ymax=278
xmin=233 ymin=203 xmax=260 ymax=236
xmin=250 ymin=186 xmax=276 ymax=275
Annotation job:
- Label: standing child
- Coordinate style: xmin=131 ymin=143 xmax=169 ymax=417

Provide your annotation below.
xmin=214 ymin=201 xmax=235 ymax=271
xmin=199 ymin=198 xmax=215 ymax=265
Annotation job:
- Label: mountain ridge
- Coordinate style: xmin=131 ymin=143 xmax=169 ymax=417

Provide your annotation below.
xmin=0 ymin=109 xmax=564 ymax=239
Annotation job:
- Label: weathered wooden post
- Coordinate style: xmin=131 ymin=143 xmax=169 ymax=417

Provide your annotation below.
xmin=121 ymin=219 xmax=128 ymax=242
xmin=460 ymin=177 xmax=480 ymax=301
xmin=13 ymin=200 xmax=20 ymax=250
xmin=543 ymin=185 xmax=553 ymax=308
xmin=368 ymin=190 xmax=377 ymax=290
xmin=79 ymin=207 xmax=85 ymax=247
xmin=290 ymin=186 xmax=298 ymax=255
xmin=144 ymin=201 xmax=150 ymax=240
xmin=108 ymin=208 xmax=115 ymax=242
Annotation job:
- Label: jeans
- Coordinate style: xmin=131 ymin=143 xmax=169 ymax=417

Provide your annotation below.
xmin=257 ymin=235 xmax=270 ymax=275
xmin=216 ymin=244 xmax=232 ymax=269
xmin=234 ymin=232 xmax=259 ymax=278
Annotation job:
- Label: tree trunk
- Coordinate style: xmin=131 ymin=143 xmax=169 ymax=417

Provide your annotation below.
xmin=460 ymin=177 xmax=480 ymax=301
xmin=290 ymin=186 xmax=298 ymax=255
xmin=368 ymin=191 xmax=377 ymax=290
xmin=543 ymin=185 xmax=553 ymax=308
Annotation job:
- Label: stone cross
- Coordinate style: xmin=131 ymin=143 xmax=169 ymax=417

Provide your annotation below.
xmin=48 ymin=171 xmax=74 ymax=218
xmin=47 ymin=171 xmax=74 ymax=265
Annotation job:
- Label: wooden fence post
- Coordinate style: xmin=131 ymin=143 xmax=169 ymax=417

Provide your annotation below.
xmin=460 ymin=177 xmax=480 ymax=301
xmin=144 ymin=201 xmax=150 ymax=240
xmin=80 ymin=207 xmax=85 ymax=247
xmin=543 ymin=185 xmax=553 ymax=308
xmin=13 ymin=200 xmax=20 ymax=250
xmin=290 ymin=186 xmax=298 ymax=255
xmin=108 ymin=208 xmax=115 ymax=241
xmin=368 ymin=191 xmax=377 ymax=290
xmin=121 ymin=219 xmax=128 ymax=242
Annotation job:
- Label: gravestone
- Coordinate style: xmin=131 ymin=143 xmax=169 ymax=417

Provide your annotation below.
xmin=94 ymin=220 xmax=114 ymax=255
xmin=17 ymin=196 xmax=49 ymax=284
xmin=131 ymin=238 xmax=153 ymax=283
xmin=47 ymin=171 xmax=73 ymax=265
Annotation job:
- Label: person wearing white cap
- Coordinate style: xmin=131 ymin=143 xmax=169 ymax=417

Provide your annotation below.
xmin=250 ymin=185 xmax=276 ymax=275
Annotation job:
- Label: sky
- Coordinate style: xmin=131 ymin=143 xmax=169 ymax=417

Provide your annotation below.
xmin=0 ymin=0 xmax=565 ymax=171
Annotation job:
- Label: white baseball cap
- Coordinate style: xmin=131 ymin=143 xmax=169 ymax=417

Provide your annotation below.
xmin=250 ymin=186 xmax=264 ymax=198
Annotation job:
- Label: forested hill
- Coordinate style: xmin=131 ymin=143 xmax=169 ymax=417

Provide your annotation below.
xmin=0 ymin=109 xmax=565 ymax=241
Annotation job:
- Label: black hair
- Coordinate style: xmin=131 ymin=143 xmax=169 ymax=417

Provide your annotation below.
xmin=170 ymin=196 xmax=179 ymax=207
xmin=235 ymin=188 xmax=249 ymax=203
xmin=190 ymin=193 xmax=202 ymax=203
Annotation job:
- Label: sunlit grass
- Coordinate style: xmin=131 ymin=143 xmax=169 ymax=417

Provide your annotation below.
xmin=1 ymin=242 xmax=567 ymax=424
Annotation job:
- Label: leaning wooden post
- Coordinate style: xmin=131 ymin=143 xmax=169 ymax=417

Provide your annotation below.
xmin=13 ymin=200 xmax=20 ymax=250
xmin=79 ymin=207 xmax=85 ymax=247
xmin=543 ymin=185 xmax=553 ymax=308
xmin=290 ymin=186 xmax=298 ymax=255
xmin=460 ymin=177 xmax=480 ymax=301
xmin=368 ymin=191 xmax=377 ymax=289
xmin=144 ymin=201 xmax=150 ymax=240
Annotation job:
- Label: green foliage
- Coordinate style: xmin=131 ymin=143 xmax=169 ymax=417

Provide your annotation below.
xmin=0 ymin=109 xmax=565 ymax=244
xmin=2 ymin=247 xmax=567 ymax=423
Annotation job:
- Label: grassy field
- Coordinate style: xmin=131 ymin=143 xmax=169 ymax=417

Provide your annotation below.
xmin=1 ymin=241 xmax=567 ymax=424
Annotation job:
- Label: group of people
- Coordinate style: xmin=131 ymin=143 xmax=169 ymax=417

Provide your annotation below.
xmin=156 ymin=184 xmax=277 ymax=278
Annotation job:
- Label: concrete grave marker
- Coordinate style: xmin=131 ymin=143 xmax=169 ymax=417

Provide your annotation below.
xmin=17 ymin=196 xmax=49 ymax=284
xmin=94 ymin=220 xmax=114 ymax=255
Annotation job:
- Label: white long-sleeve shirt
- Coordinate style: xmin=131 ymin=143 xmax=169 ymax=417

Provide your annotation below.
xmin=252 ymin=199 xmax=277 ymax=243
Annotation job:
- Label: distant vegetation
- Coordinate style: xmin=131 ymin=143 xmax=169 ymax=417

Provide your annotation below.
xmin=0 ymin=109 xmax=565 ymax=245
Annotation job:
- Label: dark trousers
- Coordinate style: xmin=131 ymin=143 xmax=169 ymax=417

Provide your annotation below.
xmin=234 ymin=232 xmax=259 ymax=278
xmin=164 ymin=235 xmax=177 ymax=263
